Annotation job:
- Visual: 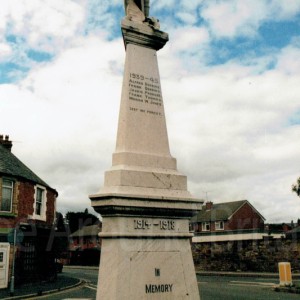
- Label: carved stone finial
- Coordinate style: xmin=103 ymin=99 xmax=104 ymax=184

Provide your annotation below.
xmin=125 ymin=0 xmax=146 ymax=23
xmin=147 ymin=16 xmax=160 ymax=30
xmin=124 ymin=0 xmax=160 ymax=30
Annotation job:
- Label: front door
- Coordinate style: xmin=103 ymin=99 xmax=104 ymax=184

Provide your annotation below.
xmin=0 ymin=243 xmax=10 ymax=289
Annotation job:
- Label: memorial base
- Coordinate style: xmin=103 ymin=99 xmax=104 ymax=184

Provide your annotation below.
xmin=95 ymin=216 xmax=199 ymax=300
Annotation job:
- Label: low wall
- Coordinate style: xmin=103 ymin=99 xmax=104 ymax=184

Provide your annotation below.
xmin=192 ymin=238 xmax=300 ymax=272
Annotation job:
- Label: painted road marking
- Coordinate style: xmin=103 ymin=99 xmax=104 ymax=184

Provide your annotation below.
xmin=230 ymin=281 xmax=276 ymax=287
xmin=86 ymin=284 xmax=97 ymax=291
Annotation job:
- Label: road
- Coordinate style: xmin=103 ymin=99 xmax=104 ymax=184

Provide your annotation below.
xmin=34 ymin=268 xmax=299 ymax=300
xmin=34 ymin=267 xmax=98 ymax=300
xmin=198 ymin=275 xmax=300 ymax=300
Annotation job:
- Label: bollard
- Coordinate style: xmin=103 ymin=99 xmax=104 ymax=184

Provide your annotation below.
xmin=278 ymin=262 xmax=293 ymax=286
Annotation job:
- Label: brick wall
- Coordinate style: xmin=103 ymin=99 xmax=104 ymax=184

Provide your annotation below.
xmin=192 ymin=202 xmax=265 ymax=233
xmin=1 ymin=179 xmax=56 ymax=227
xmin=46 ymin=188 xmax=56 ymax=225
xmin=17 ymin=181 xmax=35 ymax=222
xmin=227 ymin=203 xmax=264 ymax=231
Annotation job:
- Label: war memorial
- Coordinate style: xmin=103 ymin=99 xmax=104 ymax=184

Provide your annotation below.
xmin=90 ymin=1 xmax=203 ymax=298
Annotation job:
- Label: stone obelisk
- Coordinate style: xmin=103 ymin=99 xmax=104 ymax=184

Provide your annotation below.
xmin=90 ymin=1 xmax=203 ymax=299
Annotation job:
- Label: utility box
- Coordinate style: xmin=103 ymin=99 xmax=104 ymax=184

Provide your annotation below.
xmin=0 ymin=243 xmax=10 ymax=289
xmin=278 ymin=262 xmax=293 ymax=286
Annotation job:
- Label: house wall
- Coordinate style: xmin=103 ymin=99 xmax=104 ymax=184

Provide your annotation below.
xmin=191 ymin=202 xmax=264 ymax=234
xmin=0 ymin=179 xmax=19 ymax=229
xmin=1 ymin=178 xmax=56 ymax=227
xmin=45 ymin=189 xmax=56 ymax=225
xmin=71 ymin=235 xmax=100 ymax=250
xmin=17 ymin=181 xmax=35 ymax=222
xmin=227 ymin=203 xmax=264 ymax=231
xmin=69 ymin=235 xmax=101 ymax=266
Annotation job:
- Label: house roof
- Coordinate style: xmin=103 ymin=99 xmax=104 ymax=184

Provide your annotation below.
xmin=70 ymin=225 xmax=101 ymax=237
xmin=285 ymin=226 xmax=300 ymax=235
xmin=0 ymin=144 xmax=50 ymax=188
xmin=190 ymin=200 xmax=265 ymax=223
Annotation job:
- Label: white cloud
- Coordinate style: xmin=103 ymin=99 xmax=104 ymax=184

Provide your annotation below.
xmin=180 ymin=1 xmax=204 ymax=11
xmin=271 ymin=0 xmax=300 ymax=19
xmin=276 ymin=46 xmax=300 ymax=75
xmin=0 ymin=43 xmax=12 ymax=61
xmin=171 ymin=27 xmax=209 ymax=51
xmin=152 ymin=0 xmax=204 ymax=12
xmin=3 ymin=0 xmax=85 ymax=52
xmin=201 ymin=0 xmax=266 ymax=38
xmin=200 ymin=0 xmax=300 ymax=39
xmin=22 ymin=34 xmax=124 ymax=100
xmin=152 ymin=0 xmax=177 ymax=10
xmin=176 ymin=12 xmax=198 ymax=25
xmin=0 ymin=3 xmax=9 ymax=33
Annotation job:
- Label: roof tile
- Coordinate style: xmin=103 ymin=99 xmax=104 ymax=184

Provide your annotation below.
xmin=0 ymin=144 xmax=49 ymax=187
xmin=190 ymin=200 xmax=248 ymax=222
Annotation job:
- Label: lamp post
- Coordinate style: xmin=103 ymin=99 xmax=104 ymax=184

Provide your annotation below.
xmin=8 ymin=226 xmax=24 ymax=296
xmin=9 ymin=228 xmax=16 ymax=296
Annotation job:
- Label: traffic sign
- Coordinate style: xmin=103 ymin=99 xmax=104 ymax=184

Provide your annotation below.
xmin=7 ymin=229 xmax=24 ymax=244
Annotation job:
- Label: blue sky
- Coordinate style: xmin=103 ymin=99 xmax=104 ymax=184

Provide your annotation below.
xmin=2 ymin=1 xmax=300 ymax=83
xmin=1 ymin=0 xmax=300 ymax=222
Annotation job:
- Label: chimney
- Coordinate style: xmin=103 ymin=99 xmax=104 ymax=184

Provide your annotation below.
xmin=0 ymin=135 xmax=13 ymax=151
xmin=206 ymin=201 xmax=213 ymax=210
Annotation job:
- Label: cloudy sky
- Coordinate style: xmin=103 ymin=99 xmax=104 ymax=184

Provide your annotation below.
xmin=1 ymin=0 xmax=300 ymax=222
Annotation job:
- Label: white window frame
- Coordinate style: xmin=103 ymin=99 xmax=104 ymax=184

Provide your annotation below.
xmin=202 ymin=222 xmax=210 ymax=232
xmin=33 ymin=185 xmax=47 ymax=221
xmin=1 ymin=179 xmax=14 ymax=212
xmin=215 ymin=221 xmax=224 ymax=231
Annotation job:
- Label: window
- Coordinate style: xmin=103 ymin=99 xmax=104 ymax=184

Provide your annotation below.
xmin=35 ymin=187 xmax=43 ymax=215
xmin=215 ymin=221 xmax=224 ymax=230
xmin=202 ymin=222 xmax=210 ymax=231
xmin=1 ymin=179 xmax=13 ymax=212
xmin=33 ymin=186 xmax=46 ymax=220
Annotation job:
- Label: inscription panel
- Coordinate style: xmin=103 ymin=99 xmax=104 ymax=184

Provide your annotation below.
xmin=133 ymin=218 xmax=176 ymax=232
xmin=102 ymin=217 xmax=189 ymax=234
xmin=129 ymin=251 xmax=188 ymax=299
xmin=127 ymin=72 xmax=164 ymax=117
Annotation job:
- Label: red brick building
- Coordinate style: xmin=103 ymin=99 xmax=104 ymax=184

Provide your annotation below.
xmin=190 ymin=200 xmax=266 ymax=243
xmin=69 ymin=224 xmax=101 ymax=265
xmin=191 ymin=201 xmax=299 ymax=272
xmin=0 ymin=135 xmax=58 ymax=287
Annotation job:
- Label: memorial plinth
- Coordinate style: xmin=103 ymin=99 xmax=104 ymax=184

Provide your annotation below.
xmin=90 ymin=18 xmax=203 ymax=300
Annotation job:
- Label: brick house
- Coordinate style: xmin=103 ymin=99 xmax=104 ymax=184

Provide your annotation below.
xmin=190 ymin=200 xmax=266 ymax=243
xmin=0 ymin=135 xmax=58 ymax=287
xmin=69 ymin=224 xmax=101 ymax=265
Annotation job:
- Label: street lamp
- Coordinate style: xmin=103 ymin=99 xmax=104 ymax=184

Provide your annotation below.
xmin=7 ymin=226 xmax=24 ymax=296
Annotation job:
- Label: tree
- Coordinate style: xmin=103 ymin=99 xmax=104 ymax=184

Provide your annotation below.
xmin=65 ymin=208 xmax=99 ymax=233
xmin=47 ymin=212 xmax=70 ymax=258
xmin=292 ymin=177 xmax=300 ymax=197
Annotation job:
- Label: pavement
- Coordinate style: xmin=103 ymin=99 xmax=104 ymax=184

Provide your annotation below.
xmin=0 ymin=274 xmax=82 ymax=300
